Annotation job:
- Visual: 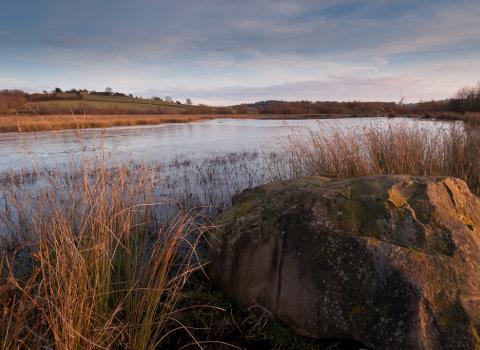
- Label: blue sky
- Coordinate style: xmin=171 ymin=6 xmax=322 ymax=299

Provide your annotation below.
xmin=1 ymin=0 xmax=479 ymax=105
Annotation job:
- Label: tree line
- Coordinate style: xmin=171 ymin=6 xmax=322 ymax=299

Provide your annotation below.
xmin=448 ymin=83 xmax=480 ymax=112
xmin=1 ymin=83 xmax=479 ymax=115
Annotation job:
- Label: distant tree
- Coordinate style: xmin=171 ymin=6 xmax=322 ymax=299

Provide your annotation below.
xmin=185 ymin=98 xmax=192 ymax=105
xmin=128 ymin=94 xmax=133 ymax=98
xmin=54 ymin=87 xmax=62 ymax=93
xmin=42 ymin=90 xmax=48 ymax=94
xmin=152 ymin=96 xmax=162 ymax=101
xmin=236 ymin=104 xmax=250 ymax=113
xmin=216 ymin=106 xmax=234 ymax=114
xmin=164 ymin=96 xmax=173 ymax=103
xmin=450 ymin=83 xmax=480 ymax=112
xmin=105 ymin=87 xmax=113 ymax=95
xmin=175 ymin=100 xmax=182 ymax=105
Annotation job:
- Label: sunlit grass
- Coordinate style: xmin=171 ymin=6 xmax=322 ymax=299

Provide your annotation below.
xmin=0 ymin=158 xmax=208 ymax=349
xmin=0 ymin=114 xmax=223 ymax=133
xmin=272 ymin=122 xmax=480 ymax=195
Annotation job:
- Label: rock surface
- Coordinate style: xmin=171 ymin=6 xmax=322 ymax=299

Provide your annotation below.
xmin=210 ymin=176 xmax=480 ymax=350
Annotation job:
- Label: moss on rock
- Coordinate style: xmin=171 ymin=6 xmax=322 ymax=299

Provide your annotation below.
xmin=211 ymin=175 xmax=480 ymax=350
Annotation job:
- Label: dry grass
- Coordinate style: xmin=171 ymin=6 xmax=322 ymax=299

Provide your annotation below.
xmin=272 ymin=122 xmax=480 ymax=195
xmin=0 ymin=114 xmax=302 ymax=133
xmin=0 ymin=158 xmax=208 ymax=349
xmin=0 ymin=149 xmax=326 ymax=349
xmin=0 ymin=114 xmax=399 ymax=134
xmin=464 ymin=112 xmax=480 ymax=123
xmin=2 ymin=120 xmax=480 ymax=348
xmin=0 ymin=114 xmax=226 ymax=133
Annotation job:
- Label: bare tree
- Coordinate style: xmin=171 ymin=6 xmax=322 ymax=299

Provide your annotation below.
xmin=453 ymin=83 xmax=480 ymax=112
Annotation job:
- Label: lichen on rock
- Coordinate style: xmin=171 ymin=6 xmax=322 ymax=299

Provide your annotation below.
xmin=210 ymin=175 xmax=480 ymax=350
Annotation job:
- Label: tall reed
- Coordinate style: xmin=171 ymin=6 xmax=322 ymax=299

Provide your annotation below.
xmin=272 ymin=122 xmax=480 ymax=195
xmin=0 ymin=157 xmax=207 ymax=349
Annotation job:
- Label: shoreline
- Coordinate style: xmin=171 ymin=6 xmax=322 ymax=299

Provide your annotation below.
xmin=0 ymin=113 xmax=431 ymax=134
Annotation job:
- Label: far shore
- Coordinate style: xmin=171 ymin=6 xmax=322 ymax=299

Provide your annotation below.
xmin=0 ymin=112 xmax=464 ymax=134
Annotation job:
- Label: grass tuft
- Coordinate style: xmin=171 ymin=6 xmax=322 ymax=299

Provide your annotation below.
xmin=273 ymin=122 xmax=480 ymax=195
xmin=0 ymin=158 xmax=208 ymax=349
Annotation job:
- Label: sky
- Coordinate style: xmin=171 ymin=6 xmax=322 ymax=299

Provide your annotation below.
xmin=0 ymin=0 xmax=479 ymax=105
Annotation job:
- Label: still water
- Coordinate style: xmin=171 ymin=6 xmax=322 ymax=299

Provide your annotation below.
xmin=0 ymin=117 xmax=452 ymax=173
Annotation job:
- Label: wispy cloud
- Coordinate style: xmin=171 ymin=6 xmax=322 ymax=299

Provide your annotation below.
xmin=0 ymin=0 xmax=478 ymax=103
xmin=144 ymin=73 xmax=460 ymax=105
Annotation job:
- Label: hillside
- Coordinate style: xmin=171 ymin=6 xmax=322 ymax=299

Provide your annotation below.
xmin=1 ymin=84 xmax=479 ymax=120
xmin=0 ymin=90 xmax=236 ymax=115
xmin=16 ymin=91 xmax=209 ymax=115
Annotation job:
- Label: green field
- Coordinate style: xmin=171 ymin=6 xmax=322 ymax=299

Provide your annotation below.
xmin=18 ymin=92 xmax=196 ymax=114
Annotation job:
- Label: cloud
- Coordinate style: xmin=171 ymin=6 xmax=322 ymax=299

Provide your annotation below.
xmin=142 ymin=74 xmax=448 ymax=105
xmin=0 ymin=0 xmax=479 ymax=103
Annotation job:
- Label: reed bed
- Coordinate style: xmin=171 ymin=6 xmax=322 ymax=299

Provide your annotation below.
xmin=0 ymin=114 xmax=313 ymax=133
xmin=0 ymin=114 xmax=223 ymax=133
xmin=0 ymin=158 xmax=208 ymax=349
xmin=272 ymin=122 xmax=480 ymax=195
xmin=0 ymin=113 xmax=431 ymax=134
xmin=0 ymin=151 xmax=323 ymax=349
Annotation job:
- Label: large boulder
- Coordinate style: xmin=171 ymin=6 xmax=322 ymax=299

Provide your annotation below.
xmin=210 ymin=176 xmax=480 ymax=350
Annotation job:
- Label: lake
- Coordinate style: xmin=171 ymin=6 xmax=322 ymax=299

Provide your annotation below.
xmin=0 ymin=117 xmax=452 ymax=174
xmin=0 ymin=116 xmax=462 ymax=237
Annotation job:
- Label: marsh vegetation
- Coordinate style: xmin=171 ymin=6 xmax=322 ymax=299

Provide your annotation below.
xmin=1 ymin=118 xmax=480 ymax=348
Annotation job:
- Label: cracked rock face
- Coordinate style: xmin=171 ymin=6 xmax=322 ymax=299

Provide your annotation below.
xmin=210 ymin=176 xmax=480 ymax=350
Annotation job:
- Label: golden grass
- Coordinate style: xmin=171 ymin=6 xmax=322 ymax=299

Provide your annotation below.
xmin=0 ymin=113 xmax=343 ymax=133
xmin=273 ymin=122 xmax=480 ymax=195
xmin=0 ymin=158 xmax=208 ymax=349
xmin=0 ymin=114 xmax=227 ymax=133
xmin=2 ymin=113 xmax=324 ymax=133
